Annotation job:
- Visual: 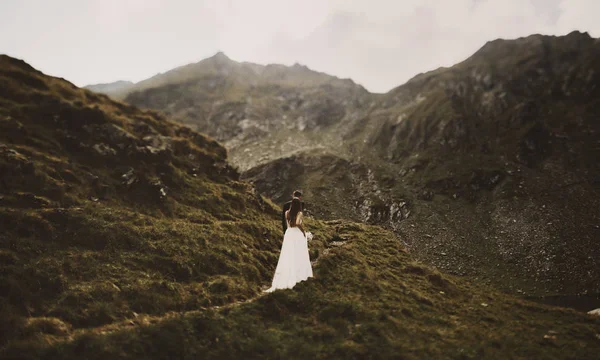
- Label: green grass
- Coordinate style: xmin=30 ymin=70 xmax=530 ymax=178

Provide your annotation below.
xmin=4 ymin=221 xmax=599 ymax=359
xmin=0 ymin=54 xmax=282 ymax=346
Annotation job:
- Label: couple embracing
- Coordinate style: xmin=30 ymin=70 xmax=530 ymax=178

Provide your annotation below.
xmin=265 ymin=190 xmax=313 ymax=292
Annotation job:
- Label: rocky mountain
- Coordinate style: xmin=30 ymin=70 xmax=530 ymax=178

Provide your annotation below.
xmin=2 ymin=55 xmax=600 ymax=359
xmin=84 ymin=80 xmax=134 ymax=95
xmin=102 ymin=32 xmax=600 ymax=301
xmin=365 ymin=31 xmax=600 ymax=299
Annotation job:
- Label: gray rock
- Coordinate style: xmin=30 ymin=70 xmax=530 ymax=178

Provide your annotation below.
xmin=121 ymin=169 xmax=137 ymax=186
xmin=142 ymin=135 xmax=172 ymax=154
xmin=92 ymin=143 xmax=117 ymax=156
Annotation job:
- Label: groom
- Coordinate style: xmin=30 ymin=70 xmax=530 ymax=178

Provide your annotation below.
xmin=282 ymin=190 xmax=305 ymax=233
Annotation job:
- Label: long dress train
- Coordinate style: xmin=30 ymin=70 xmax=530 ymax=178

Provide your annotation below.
xmin=265 ymin=220 xmax=313 ymax=292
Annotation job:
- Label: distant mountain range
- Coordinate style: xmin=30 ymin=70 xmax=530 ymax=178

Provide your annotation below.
xmin=84 ymin=80 xmax=134 ymax=94
xmin=86 ymin=31 xmax=600 ymax=299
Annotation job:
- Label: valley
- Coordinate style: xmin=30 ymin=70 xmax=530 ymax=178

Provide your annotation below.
xmin=102 ymin=31 xmax=600 ymax=299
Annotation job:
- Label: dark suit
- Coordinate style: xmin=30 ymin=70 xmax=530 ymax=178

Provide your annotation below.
xmin=282 ymin=200 xmax=305 ymax=233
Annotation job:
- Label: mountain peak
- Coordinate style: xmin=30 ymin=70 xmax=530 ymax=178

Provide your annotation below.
xmin=474 ymin=31 xmax=595 ymax=59
xmin=211 ymin=51 xmax=232 ymax=62
xmin=566 ymin=30 xmax=591 ymax=39
xmin=0 ymin=54 xmax=37 ymax=73
xmin=292 ymin=62 xmax=309 ymax=70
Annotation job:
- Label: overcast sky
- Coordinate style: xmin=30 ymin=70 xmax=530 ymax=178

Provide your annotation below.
xmin=1 ymin=0 xmax=598 ymax=93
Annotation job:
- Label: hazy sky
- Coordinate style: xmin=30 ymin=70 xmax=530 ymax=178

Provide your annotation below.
xmin=1 ymin=0 xmax=598 ymax=93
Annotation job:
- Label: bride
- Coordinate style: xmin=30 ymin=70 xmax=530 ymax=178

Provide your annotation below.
xmin=265 ymin=197 xmax=313 ymax=292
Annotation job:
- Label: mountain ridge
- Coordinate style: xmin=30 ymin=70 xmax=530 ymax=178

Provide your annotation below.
xmin=106 ymin=51 xmax=368 ymax=99
xmin=84 ymin=80 xmax=135 ymax=95
xmin=97 ymin=32 xmax=600 ymax=300
xmin=87 ymin=32 xmax=597 ymax=100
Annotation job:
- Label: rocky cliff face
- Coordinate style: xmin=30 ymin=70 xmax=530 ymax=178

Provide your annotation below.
xmin=94 ymin=32 xmax=600 ymax=298
xmin=357 ymin=31 xmax=600 ymax=297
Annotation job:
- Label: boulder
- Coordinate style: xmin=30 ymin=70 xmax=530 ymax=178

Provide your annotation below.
xmin=142 ymin=135 xmax=172 ymax=154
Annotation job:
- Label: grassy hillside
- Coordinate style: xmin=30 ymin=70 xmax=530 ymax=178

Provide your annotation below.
xmin=5 ymin=221 xmax=600 ymax=359
xmin=0 ymin=54 xmax=283 ymax=347
xmin=2 ymin=55 xmax=600 ymax=359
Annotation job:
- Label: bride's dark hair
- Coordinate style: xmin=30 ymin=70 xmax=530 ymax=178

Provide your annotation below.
xmin=287 ymin=198 xmax=302 ymax=227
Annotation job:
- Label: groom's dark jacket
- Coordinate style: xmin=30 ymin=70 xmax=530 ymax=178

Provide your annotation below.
xmin=281 ymin=200 xmax=305 ymax=233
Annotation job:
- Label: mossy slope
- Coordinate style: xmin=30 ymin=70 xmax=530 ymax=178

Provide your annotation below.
xmin=0 ymin=54 xmax=281 ymax=346
xmin=5 ymin=221 xmax=600 ymax=359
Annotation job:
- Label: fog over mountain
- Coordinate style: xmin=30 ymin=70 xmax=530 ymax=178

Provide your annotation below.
xmin=2 ymin=0 xmax=600 ymax=92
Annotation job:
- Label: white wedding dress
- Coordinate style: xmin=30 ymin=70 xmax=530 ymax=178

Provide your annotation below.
xmin=265 ymin=214 xmax=313 ymax=292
